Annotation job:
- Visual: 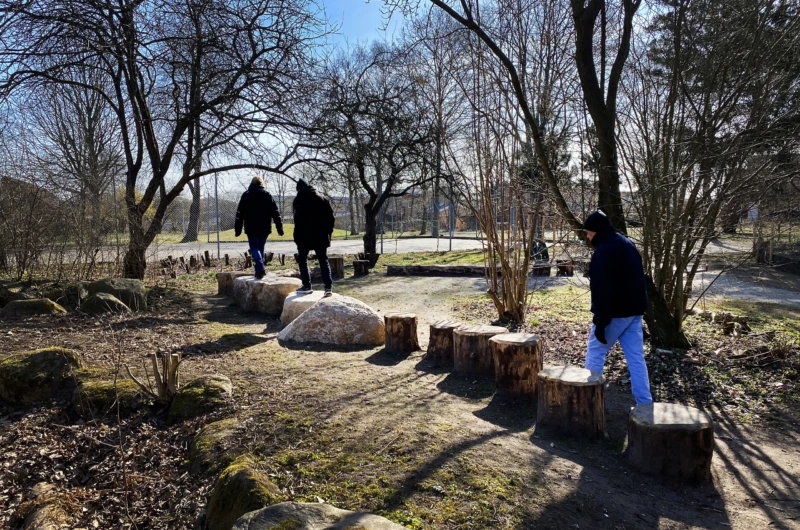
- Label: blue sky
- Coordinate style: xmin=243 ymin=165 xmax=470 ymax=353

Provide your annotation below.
xmin=322 ymin=0 xmax=402 ymax=46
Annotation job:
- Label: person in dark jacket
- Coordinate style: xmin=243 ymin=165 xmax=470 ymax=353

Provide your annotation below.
xmin=234 ymin=176 xmax=284 ymax=279
xmin=292 ymin=179 xmax=335 ymax=296
xmin=584 ymin=210 xmax=652 ymax=404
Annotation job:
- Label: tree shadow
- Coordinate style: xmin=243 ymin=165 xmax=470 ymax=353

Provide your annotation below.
xmin=473 ymin=393 xmax=536 ymax=432
xmin=413 ymin=356 xmax=451 ymax=375
xmin=181 ymin=333 xmax=269 ymax=356
xmin=364 ymin=347 xmax=412 ymax=366
xmin=279 ymin=340 xmax=382 ymax=355
xmin=435 ymin=372 xmax=496 ymax=400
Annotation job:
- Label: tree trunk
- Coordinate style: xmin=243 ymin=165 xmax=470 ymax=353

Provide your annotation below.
xmin=595 ymin=123 xmax=627 ymax=234
xmin=420 ymin=184 xmax=428 ymax=235
xmin=180 ymin=180 xmax=201 ymax=243
xmin=384 ymin=312 xmax=420 ymax=354
xmin=536 ymin=365 xmax=606 ymax=439
xmin=627 ymin=403 xmax=714 ymax=483
xmin=348 ymin=185 xmax=357 ymax=235
xmin=363 ymin=205 xmax=378 ymax=255
xmin=644 ymin=275 xmax=691 ymax=349
xmin=431 ymin=177 xmax=440 ymax=238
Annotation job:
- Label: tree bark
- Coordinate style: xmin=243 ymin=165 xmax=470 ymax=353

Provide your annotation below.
xmin=352 ymin=260 xmax=370 ymax=276
xmin=363 ymin=205 xmax=378 ymax=255
xmin=328 ymin=256 xmax=344 ymax=279
xmin=180 ymin=180 xmax=201 ymax=243
xmin=645 ymin=275 xmax=691 ymax=349
xmin=536 ymin=365 xmax=606 ymax=439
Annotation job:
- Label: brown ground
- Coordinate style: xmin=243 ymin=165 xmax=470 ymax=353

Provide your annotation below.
xmin=1 ymin=273 xmax=799 ymax=529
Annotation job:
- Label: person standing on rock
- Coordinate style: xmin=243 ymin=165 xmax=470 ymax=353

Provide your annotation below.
xmin=292 ymin=178 xmax=335 ymax=296
xmin=583 ymin=210 xmax=653 ymax=405
xmin=234 ymin=176 xmax=284 ymax=279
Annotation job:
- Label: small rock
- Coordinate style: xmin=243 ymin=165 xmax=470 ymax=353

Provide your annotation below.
xmin=0 ymin=298 xmax=66 ymax=317
xmin=81 ymin=293 xmax=131 ymax=315
xmin=0 ymin=348 xmax=81 ymax=403
xmin=207 ymin=455 xmax=281 ymax=530
xmin=232 ymin=501 xmax=408 ymax=530
xmin=87 ymin=278 xmax=147 ymax=310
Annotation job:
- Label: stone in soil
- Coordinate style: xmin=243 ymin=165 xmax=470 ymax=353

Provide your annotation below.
xmin=234 ymin=275 xmax=303 ymax=315
xmin=0 ymin=298 xmax=66 ymax=317
xmin=168 ymin=374 xmax=233 ymax=425
xmin=277 ymin=295 xmax=384 ymax=347
xmin=87 ymin=278 xmax=147 ymax=310
xmin=0 ymin=347 xmax=81 ymax=403
xmin=232 ymin=501 xmax=407 ymax=529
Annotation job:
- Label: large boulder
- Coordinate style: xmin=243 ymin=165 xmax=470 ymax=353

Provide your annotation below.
xmin=0 ymin=298 xmax=66 ymax=317
xmin=81 ymin=293 xmax=131 ymax=315
xmin=233 ymin=502 xmax=407 ymax=530
xmin=72 ymin=378 xmax=146 ymax=419
xmin=206 ymin=455 xmax=281 ymax=530
xmin=87 ymin=278 xmax=147 ymax=310
xmin=0 ymin=348 xmax=82 ymax=403
xmin=217 ymin=272 xmax=252 ymax=297
xmin=234 ymin=275 xmax=302 ymax=315
xmin=277 ymin=296 xmax=385 ymax=347
xmin=168 ymin=374 xmax=233 ymax=425
xmin=280 ymin=291 xmax=335 ymax=326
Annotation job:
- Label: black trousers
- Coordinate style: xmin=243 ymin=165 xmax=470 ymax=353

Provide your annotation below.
xmin=296 ymin=246 xmax=332 ymax=289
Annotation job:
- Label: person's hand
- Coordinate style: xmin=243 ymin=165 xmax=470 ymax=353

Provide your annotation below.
xmin=595 ymin=324 xmax=607 ymax=345
xmin=277 ymin=227 xmax=284 ymax=237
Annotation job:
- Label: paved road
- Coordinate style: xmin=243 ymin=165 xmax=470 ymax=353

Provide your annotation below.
xmin=148 ymin=237 xmax=484 ymax=260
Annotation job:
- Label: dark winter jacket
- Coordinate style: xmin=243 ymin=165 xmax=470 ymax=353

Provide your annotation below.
xmin=234 ymin=182 xmax=283 ymax=237
xmin=292 ymin=184 xmax=335 ymax=249
xmin=589 ymin=227 xmax=648 ymax=325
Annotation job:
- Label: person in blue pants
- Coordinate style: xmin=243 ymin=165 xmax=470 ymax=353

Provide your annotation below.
xmin=234 ymin=176 xmax=284 ymax=279
xmin=583 ymin=210 xmax=653 ymax=405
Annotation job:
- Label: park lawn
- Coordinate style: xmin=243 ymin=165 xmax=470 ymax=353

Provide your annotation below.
xmin=154 ymin=224 xmax=352 ymax=244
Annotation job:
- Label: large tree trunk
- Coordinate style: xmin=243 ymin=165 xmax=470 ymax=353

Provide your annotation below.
xmin=644 ymin=275 xmax=691 ymax=349
xmin=595 ymin=124 xmax=627 ymax=234
xmin=431 ymin=177 xmax=440 ymax=238
xmin=180 ymin=180 xmax=201 ymax=243
xmin=348 ymin=185 xmax=357 ymax=235
xmin=363 ymin=206 xmax=378 ymax=255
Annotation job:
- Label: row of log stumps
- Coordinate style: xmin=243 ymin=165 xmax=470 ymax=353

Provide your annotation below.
xmin=384 ymin=312 xmax=420 ymax=354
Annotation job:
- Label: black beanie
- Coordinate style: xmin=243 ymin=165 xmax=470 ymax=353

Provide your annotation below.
xmin=583 ymin=210 xmax=612 ymax=233
xmin=296 ymin=178 xmax=309 ymax=191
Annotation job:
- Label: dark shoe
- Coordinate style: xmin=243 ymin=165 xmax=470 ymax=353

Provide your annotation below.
xmin=324 ymin=288 xmax=332 ymax=297
xmin=255 ymin=271 xmax=266 ymax=279
xmin=296 ymin=285 xmax=313 ymax=293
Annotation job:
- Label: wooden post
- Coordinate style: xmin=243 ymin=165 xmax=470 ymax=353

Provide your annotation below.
xmin=353 ymin=260 xmax=370 ymax=276
xmin=627 ymin=403 xmax=714 ymax=482
xmin=384 ymin=312 xmax=420 ymax=354
xmin=556 ymin=260 xmax=574 ymax=277
xmin=224 ymin=254 xmax=230 ymax=266
xmin=425 ymin=320 xmax=462 ymax=367
xmin=204 ymin=250 xmax=211 ymax=267
xmin=280 ymin=254 xmax=286 ymax=266
xmin=453 ymin=325 xmax=509 ymax=378
xmin=189 ymin=255 xmax=198 ymax=269
xmin=245 ymin=254 xmax=252 ymax=269
xmin=179 ymin=256 xmax=185 ymax=265
xmin=537 ymin=366 xmax=605 ymax=439
xmin=491 ymin=333 xmax=543 ymax=404
xmin=329 ymin=256 xmax=345 ymax=279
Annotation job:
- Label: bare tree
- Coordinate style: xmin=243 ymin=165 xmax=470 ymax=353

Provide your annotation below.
xmin=0 ymin=0 xmax=329 ymax=278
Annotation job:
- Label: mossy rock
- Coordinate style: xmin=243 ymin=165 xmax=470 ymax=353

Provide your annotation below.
xmin=87 ymin=278 xmax=147 ymax=310
xmin=206 ymin=454 xmax=281 ymax=530
xmin=0 ymin=298 xmax=66 ymax=317
xmin=189 ymin=417 xmax=241 ymax=475
xmin=81 ymin=293 xmax=132 ymax=315
xmin=71 ymin=378 xmax=147 ymax=419
xmin=232 ymin=502 xmax=408 ymax=529
xmin=167 ymin=374 xmax=233 ymax=425
xmin=0 ymin=348 xmax=82 ymax=403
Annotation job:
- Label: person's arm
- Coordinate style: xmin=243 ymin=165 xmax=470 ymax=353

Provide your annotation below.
xmin=590 ymin=247 xmax=613 ymax=343
xmin=270 ymin=195 xmax=284 ymax=236
xmin=234 ymin=193 xmax=245 ymax=237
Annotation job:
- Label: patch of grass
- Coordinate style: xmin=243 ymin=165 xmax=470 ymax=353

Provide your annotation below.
xmin=153 ymin=223 xmax=351 ymax=244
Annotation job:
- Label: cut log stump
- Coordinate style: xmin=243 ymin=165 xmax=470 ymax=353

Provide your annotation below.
xmin=491 ymin=333 xmax=543 ymax=404
xmin=353 ymin=260 xmax=370 ymax=276
xmin=384 ymin=312 xmax=420 ymax=354
xmin=329 ymin=256 xmax=345 ymax=279
xmin=425 ymin=320 xmax=462 ymax=367
xmin=453 ymin=325 xmax=509 ymax=378
xmin=537 ymin=365 xmax=605 ymax=439
xmin=627 ymin=403 xmax=714 ymax=482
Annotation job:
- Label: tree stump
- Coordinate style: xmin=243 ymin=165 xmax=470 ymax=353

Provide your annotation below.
xmin=190 ymin=255 xmax=198 ymax=269
xmin=537 ymin=365 xmax=605 ymax=439
xmin=224 ymin=254 xmax=230 ymax=266
xmin=531 ymin=262 xmax=551 ymax=277
xmin=329 ymin=256 xmax=345 ymax=279
xmin=453 ymin=325 xmax=508 ymax=378
xmin=353 ymin=260 xmax=370 ymax=276
xmin=425 ymin=320 xmax=462 ymax=367
xmin=491 ymin=333 xmax=543 ymax=404
xmin=245 ymin=253 xmax=252 ymax=269
xmin=627 ymin=403 xmax=714 ymax=482
xmin=384 ymin=312 xmax=420 ymax=354
xmin=204 ymin=250 xmax=211 ymax=267
xmin=264 ymin=251 xmax=274 ymax=264
xmin=556 ymin=260 xmax=574 ymax=277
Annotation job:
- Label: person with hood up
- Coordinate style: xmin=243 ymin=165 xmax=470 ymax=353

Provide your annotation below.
xmin=292 ymin=178 xmax=336 ymax=296
xmin=234 ymin=176 xmax=284 ymax=279
xmin=583 ymin=210 xmax=653 ymax=405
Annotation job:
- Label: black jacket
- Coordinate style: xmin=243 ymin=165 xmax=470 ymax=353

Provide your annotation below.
xmin=292 ymin=185 xmax=335 ymax=249
xmin=234 ymin=183 xmax=283 ymax=237
xmin=589 ymin=228 xmax=648 ymax=324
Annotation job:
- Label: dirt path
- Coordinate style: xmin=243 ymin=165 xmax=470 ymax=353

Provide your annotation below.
xmin=195 ymin=276 xmax=799 ymax=530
